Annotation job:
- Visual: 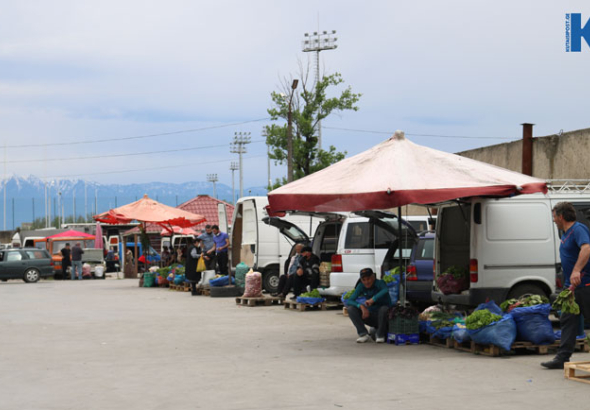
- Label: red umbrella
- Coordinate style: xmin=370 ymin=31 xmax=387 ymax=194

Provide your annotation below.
xmin=268 ymin=131 xmax=547 ymax=213
xmin=94 ymin=194 xmax=206 ymax=232
xmin=46 ymin=230 xmax=95 ymax=239
xmin=160 ymin=226 xmax=199 ymax=237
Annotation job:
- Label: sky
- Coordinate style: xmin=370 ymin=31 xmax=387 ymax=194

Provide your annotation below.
xmin=0 ymin=0 xmax=589 ymax=189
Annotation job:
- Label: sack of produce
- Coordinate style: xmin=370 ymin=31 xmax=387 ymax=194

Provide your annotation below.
xmin=510 ymin=304 xmax=555 ymax=345
xmin=428 ymin=311 xmax=464 ymax=339
xmin=174 ymin=274 xmax=185 ymax=285
xmin=235 ymin=262 xmax=249 ymax=288
xmin=383 ymin=268 xmax=400 ymax=304
xmin=452 ymin=323 xmax=471 ymax=343
xmin=466 ymin=305 xmax=516 ymax=351
xmin=209 ymin=275 xmax=235 ymax=287
xmin=340 ymin=290 xmax=366 ymax=307
xmin=243 ymin=270 xmax=263 ymax=297
xmin=436 ymin=266 xmax=468 ymax=295
xmin=296 ymin=289 xmax=325 ymax=305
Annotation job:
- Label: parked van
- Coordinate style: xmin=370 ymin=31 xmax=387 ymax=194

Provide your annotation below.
xmin=266 ymin=210 xmax=417 ymax=297
xmin=432 ymin=190 xmax=590 ymax=307
xmin=228 ymin=196 xmax=320 ymax=293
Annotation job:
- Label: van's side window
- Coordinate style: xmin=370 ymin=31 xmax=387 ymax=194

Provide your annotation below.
xmin=344 ymin=222 xmax=373 ymax=249
xmin=320 ymin=223 xmax=341 ymax=254
xmin=375 ymin=225 xmax=395 ymax=249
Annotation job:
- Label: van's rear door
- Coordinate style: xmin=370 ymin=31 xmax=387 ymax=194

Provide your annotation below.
xmin=218 ymin=203 xmax=228 ymax=233
xmin=262 ymin=217 xmax=310 ymax=243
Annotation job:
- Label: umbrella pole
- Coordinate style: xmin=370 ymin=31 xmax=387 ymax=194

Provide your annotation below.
xmin=134 ymin=233 xmax=138 ymax=278
xmin=398 ymin=206 xmax=405 ymax=306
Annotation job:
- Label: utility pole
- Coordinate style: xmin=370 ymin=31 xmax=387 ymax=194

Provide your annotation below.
xmin=229 ymin=162 xmax=238 ymax=205
xmin=286 ymin=79 xmax=299 ymax=183
xmin=230 ymin=132 xmax=251 ymax=199
xmin=302 ymin=29 xmax=337 ymax=151
xmin=73 ymin=188 xmax=76 ymax=222
xmin=207 ymin=174 xmax=218 ymax=199
xmin=58 ymin=191 xmax=62 ymax=228
xmin=84 ymin=181 xmax=87 ymax=222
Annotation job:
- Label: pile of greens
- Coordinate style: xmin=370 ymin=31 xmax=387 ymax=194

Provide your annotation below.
xmin=383 ymin=267 xmax=400 ymax=283
xmin=500 ymin=294 xmax=549 ymax=312
xmin=342 ymin=289 xmax=354 ymax=300
xmin=429 ymin=311 xmax=463 ymax=329
xmin=465 ymin=309 xmax=502 ymax=330
xmin=301 ymin=289 xmax=322 ymax=298
xmin=438 ymin=266 xmax=467 ymax=279
xmin=552 ymin=289 xmax=580 ymax=314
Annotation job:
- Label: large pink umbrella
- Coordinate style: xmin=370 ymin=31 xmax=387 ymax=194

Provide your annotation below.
xmin=268 ymin=131 xmax=547 ymax=213
xmin=160 ymin=226 xmax=199 ymax=236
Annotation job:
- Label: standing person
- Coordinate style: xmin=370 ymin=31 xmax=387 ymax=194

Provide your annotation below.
xmin=542 ymin=202 xmax=590 ymax=369
xmin=71 ymin=242 xmax=84 ymax=281
xmin=212 ymin=225 xmax=229 ymax=275
xmin=274 ymin=243 xmax=304 ymax=298
xmin=161 ymin=246 xmax=171 ymax=266
xmin=198 ymin=226 xmax=216 ymax=270
xmin=292 ymin=246 xmax=321 ymax=299
xmin=184 ymin=237 xmax=203 ymax=296
xmin=60 ymin=243 xmax=71 ymax=281
xmin=346 ymin=268 xmax=392 ymax=343
xmin=124 ymin=248 xmax=134 ymax=278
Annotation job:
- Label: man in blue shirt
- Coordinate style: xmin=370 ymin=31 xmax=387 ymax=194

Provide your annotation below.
xmin=212 ymin=225 xmax=230 ymax=276
xmin=542 ymin=202 xmax=590 ymax=369
xmin=198 ymin=225 xmax=216 ymax=270
xmin=347 ymin=268 xmax=392 ymax=343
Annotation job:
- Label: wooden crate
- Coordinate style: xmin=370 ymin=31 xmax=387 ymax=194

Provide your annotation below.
xmin=284 ymin=299 xmax=327 ymax=312
xmin=169 ymin=283 xmax=191 ymax=292
xmin=235 ymin=296 xmax=283 ymax=307
xmin=429 ymin=335 xmax=454 ymax=349
xmin=565 ymin=361 xmax=590 ymax=385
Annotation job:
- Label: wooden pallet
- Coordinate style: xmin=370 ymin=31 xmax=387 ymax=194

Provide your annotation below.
xmin=235 ymin=296 xmax=284 ymax=307
xmin=511 ymin=341 xmax=551 ymax=355
xmin=429 ymin=335 xmax=454 ymax=349
xmin=283 ymin=300 xmax=327 ymax=312
xmin=169 ymin=283 xmax=191 ymax=292
xmin=565 ymin=361 xmax=590 ymax=385
xmin=194 ymin=286 xmax=211 ymax=296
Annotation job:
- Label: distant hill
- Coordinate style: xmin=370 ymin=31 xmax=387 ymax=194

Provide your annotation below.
xmin=0 ymin=175 xmax=268 ymax=229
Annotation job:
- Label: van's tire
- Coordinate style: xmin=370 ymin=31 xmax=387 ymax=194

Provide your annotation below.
xmin=507 ymin=283 xmax=547 ymax=300
xmin=209 ymin=285 xmax=243 ymax=298
xmin=23 ymin=268 xmax=41 ymax=283
xmin=263 ymin=269 xmax=280 ymax=294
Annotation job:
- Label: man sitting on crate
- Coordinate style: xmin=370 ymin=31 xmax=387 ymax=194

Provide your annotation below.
xmin=292 ymin=246 xmax=321 ymax=300
xmin=346 ymin=268 xmax=392 ymax=343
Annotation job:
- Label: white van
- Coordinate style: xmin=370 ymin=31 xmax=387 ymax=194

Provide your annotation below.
xmin=227 ymin=196 xmax=320 ymax=293
xmin=266 ymin=211 xmax=417 ymax=297
xmin=432 ymin=190 xmax=590 ymax=307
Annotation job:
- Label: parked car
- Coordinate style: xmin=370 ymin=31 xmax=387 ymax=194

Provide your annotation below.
xmin=0 ymin=248 xmax=54 ymax=283
xmin=396 ymin=231 xmax=435 ymax=304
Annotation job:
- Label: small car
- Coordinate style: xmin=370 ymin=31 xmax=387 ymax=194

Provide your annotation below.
xmin=0 ymin=248 xmax=54 ymax=283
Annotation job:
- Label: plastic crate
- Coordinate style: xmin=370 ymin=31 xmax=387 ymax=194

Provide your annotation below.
xmin=387 ymin=333 xmax=420 ymax=345
xmin=389 ymin=316 xmax=419 ymax=335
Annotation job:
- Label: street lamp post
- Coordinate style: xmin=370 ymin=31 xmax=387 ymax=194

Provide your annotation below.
xmin=207 ymin=173 xmax=218 ymax=199
xmin=229 ymin=162 xmax=238 ymax=205
xmin=230 ymin=132 xmax=251 ymax=199
xmin=302 ymin=29 xmax=338 ymax=151
xmin=286 ymin=79 xmax=299 ymax=183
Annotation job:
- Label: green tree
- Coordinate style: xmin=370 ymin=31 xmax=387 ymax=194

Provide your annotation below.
xmin=264 ymin=69 xmax=361 ymax=189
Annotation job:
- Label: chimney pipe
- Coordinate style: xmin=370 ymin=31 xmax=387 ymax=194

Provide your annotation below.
xmin=521 ymin=123 xmax=534 ymax=176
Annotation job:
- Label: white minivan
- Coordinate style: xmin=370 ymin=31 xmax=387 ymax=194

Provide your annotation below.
xmin=432 ymin=190 xmax=590 ymax=307
xmin=266 ymin=211 xmax=417 ymax=297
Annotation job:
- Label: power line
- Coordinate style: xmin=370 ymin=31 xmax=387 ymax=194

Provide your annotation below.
xmin=1 ymin=117 xmax=271 ymax=149
xmin=323 ymin=126 xmax=518 ymax=140
xmin=1 ymin=139 xmax=266 ymax=164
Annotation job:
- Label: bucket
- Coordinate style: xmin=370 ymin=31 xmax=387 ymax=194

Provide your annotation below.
xmin=199 ymin=270 xmax=216 ymax=287
xmin=95 ymin=265 xmax=105 ymax=278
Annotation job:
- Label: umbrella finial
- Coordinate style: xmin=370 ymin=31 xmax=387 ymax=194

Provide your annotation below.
xmin=393 ymin=130 xmax=405 ymax=140
xmin=143 ymin=194 xmax=149 ymax=199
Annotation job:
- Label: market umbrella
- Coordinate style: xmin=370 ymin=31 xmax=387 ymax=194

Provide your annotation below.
xmin=94 ymin=222 xmax=103 ymax=249
xmin=159 ymin=226 xmax=199 ymax=236
xmin=268 ymin=131 xmax=547 ymax=213
xmin=45 ymin=230 xmax=95 ymax=239
xmin=94 ymin=194 xmax=206 ymax=231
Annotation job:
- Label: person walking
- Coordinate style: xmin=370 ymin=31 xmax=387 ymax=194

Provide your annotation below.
xmin=60 ymin=243 xmax=71 ymax=281
xmin=71 ymin=242 xmax=84 ymax=281
xmin=184 ymin=237 xmax=203 ymax=296
xmin=212 ymin=225 xmax=229 ymax=275
xmin=542 ymin=202 xmax=590 ymax=369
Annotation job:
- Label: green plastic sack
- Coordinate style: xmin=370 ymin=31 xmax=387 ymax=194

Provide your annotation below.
xmin=235 ymin=262 xmax=249 ymax=288
xmin=143 ymin=272 xmax=155 ymax=288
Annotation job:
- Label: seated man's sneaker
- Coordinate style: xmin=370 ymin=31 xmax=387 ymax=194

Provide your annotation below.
xmin=375 ymin=337 xmax=385 ymax=343
xmin=541 ymin=358 xmax=565 ymax=369
xmin=356 ymin=334 xmax=373 ymax=343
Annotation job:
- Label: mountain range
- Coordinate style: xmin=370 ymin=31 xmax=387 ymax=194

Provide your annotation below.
xmin=0 ymin=175 xmax=268 ymax=230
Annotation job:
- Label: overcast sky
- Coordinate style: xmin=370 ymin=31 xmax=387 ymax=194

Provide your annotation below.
xmin=1 ymin=0 xmax=589 ymax=188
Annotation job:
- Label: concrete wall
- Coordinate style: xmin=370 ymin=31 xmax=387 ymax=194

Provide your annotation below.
xmin=458 ymin=127 xmax=590 ymax=179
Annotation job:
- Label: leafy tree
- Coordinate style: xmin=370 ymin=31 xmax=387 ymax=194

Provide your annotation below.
xmin=265 ymin=66 xmax=361 ymax=189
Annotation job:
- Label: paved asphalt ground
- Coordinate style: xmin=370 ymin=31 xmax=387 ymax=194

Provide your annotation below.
xmin=0 ymin=278 xmax=588 ymax=410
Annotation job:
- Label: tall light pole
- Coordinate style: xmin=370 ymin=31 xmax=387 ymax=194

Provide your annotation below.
xmin=207 ymin=173 xmax=218 ymax=199
xmin=286 ymin=79 xmax=299 ymax=183
xmin=302 ymin=29 xmax=337 ymax=151
xmin=58 ymin=191 xmax=62 ymax=228
xmin=229 ymin=162 xmax=238 ymax=205
xmin=230 ymin=132 xmax=251 ymax=199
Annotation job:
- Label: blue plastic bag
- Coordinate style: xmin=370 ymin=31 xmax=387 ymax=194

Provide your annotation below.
xmin=386 ymin=280 xmax=400 ymax=304
xmin=419 ymin=320 xmax=428 ymax=334
xmin=341 ymin=294 xmax=367 ymax=307
xmin=425 ymin=321 xmax=437 ymax=335
xmin=433 ymin=326 xmax=454 ymax=339
xmin=296 ymin=296 xmax=325 ymax=305
xmin=468 ymin=314 xmax=517 ymax=351
xmin=510 ymin=304 xmax=555 ymax=345
xmin=474 ymin=301 xmax=503 ymax=316
xmin=452 ymin=323 xmax=471 ymax=343
xmin=209 ymin=275 xmax=235 ymax=287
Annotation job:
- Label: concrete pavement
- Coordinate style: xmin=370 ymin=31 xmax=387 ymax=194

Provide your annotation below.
xmin=0 ymin=278 xmax=588 ymax=410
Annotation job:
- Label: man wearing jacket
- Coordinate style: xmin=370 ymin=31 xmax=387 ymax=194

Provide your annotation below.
xmin=347 ymin=268 xmax=392 ymax=343
xmin=292 ymin=246 xmax=320 ymax=299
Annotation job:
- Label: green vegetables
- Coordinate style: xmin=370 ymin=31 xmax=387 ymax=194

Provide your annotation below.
xmin=301 ymin=289 xmax=322 ymax=298
xmin=438 ymin=266 xmax=467 ymax=279
xmin=500 ymin=294 xmax=549 ymax=312
xmin=552 ymin=289 xmax=580 ymax=315
xmin=342 ymin=290 xmax=354 ymax=300
xmin=465 ymin=309 xmax=502 ymax=330
xmin=383 ymin=267 xmax=400 ymax=283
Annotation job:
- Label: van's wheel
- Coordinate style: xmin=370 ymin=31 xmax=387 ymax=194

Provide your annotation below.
xmin=23 ymin=268 xmax=41 ymax=283
xmin=507 ymin=283 xmax=546 ymax=300
xmin=263 ymin=269 xmax=279 ymax=294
